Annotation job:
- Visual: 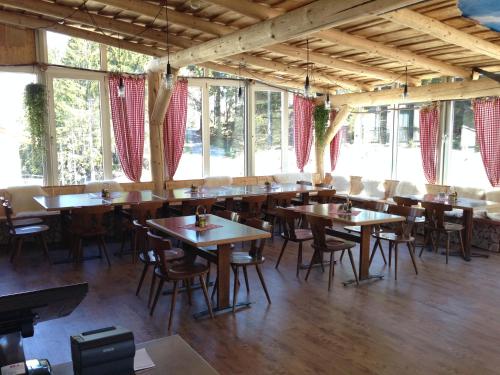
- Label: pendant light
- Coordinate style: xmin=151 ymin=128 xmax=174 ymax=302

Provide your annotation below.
xmin=401 ymin=66 xmax=409 ymax=100
xmin=164 ymin=0 xmax=174 ymax=90
xmin=304 ymin=39 xmax=311 ymax=97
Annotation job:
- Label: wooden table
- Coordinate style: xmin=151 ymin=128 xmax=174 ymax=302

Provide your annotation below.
xmin=34 ymin=190 xmax=165 ymax=211
xmin=147 ymin=215 xmax=271 ymax=314
xmin=156 ymin=183 xmax=324 ymax=203
xmin=402 ymin=194 xmax=500 ymax=260
xmin=52 ymin=334 xmax=219 ymax=374
xmin=288 ymin=203 xmax=404 ymax=284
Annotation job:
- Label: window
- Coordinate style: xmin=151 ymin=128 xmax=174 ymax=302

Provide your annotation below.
xmin=0 ymin=72 xmax=40 ymax=187
xmin=53 ymin=78 xmax=104 ymax=185
xmin=175 ymin=85 xmax=203 ymax=180
xmin=335 ymin=107 xmax=394 ymax=179
xmin=208 ymin=84 xmax=245 ymax=177
xmin=446 ymin=100 xmax=490 ymax=188
xmin=395 ymin=104 xmax=426 ymax=185
xmin=47 ymin=32 xmax=100 ymax=70
xmin=107 ymin=47 xmax=152 ymax=74
xmin=254 ymin=90 xmax=282 ymax=175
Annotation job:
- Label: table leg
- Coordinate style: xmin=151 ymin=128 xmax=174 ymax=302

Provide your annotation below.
xmin=216 ymin=243 xmax=231 ymax=309
xmin=344 ymin=224 xmax=383 ymax=286
xmin=461 ymin=208 xmax=487 ymax=260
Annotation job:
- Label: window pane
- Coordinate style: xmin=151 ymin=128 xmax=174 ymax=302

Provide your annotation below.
xmin=54 ymin=78 xmax=104 ymax=185
xmin=0 ymin=72 xmax=41 ymax=187
xmin=395 ymin=104 xmax=426 ymax=185
xmin=285 ymin=94 xmax=296 ymax=172
xmin=335 ymin=107 xmax=393 ymax=179
xmin=254 ymin=90 xmax=282 ymax=175
xmin=175 ymin=86 xmax=203 ymax=180
xmin=47 ymin=32 xmax=100 ymax=70
xmin=107 ymin=47 xmax=152 ymax=73
xmin=209 ymin=85 xmax=245 ymax=177
xmin=447 ymin=100 xmax=490 ymax=188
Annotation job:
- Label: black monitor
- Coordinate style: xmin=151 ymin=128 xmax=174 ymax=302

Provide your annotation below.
xmin=0 ymin=283 xmax=88 ymax=368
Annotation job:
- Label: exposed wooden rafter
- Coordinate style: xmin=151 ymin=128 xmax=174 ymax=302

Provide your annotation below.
xmin=380 ymin=8 xmax=500 ymax=62
xmin=147 ymin=0 xmax=427 ymax=71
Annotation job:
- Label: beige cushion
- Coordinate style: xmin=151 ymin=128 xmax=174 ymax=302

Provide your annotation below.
xmin=6 ymin=185 xmax=47 ymax=214
xmin=453 ymin=186 xmax=485 ymax=200
xmin=425 ymin=184 xmax=450 ymax=195
xmin=383 ymin=180 xmax=400 ymax=199
xmin=331 ymin=175 xmax=350 ymax=194
xmin=350 ymin=176 xmax=363 ymax=195
xmin=486 ymin=212 xmax=500 ymax=221
xmin=272 ymin=173 xmax=312 ymax=185
xmin=485 ymin=189 xmax=500 ymax=203
xmin=358 ymin=180 xmax=385 ymax=199
xmin=83 ymin=180 xmax=124 ymax=193
xmin=395 ymin=181 xmax=424 ymax=196
xmin=203 ymin=176 xmax=233 ymax=187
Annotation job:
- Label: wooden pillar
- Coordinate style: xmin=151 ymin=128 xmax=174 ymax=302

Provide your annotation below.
xmin=147 ymin=70 xmax=178 ymax=191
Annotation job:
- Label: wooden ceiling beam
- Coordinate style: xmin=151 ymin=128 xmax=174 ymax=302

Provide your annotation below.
xmin=206 ymin=0 xmax=471 ymax=79
xmin=329 ymin=78 xmax=500 ymax=107
xmin=94 ymin=0 xmax=416 ymax=84
xmin=148 ymin=0 xmax=427 ymax=71
xmin=380 ymin=8 xmax=500 ymax=61
xmin=0 ymin=9 xmax=165 ymax=57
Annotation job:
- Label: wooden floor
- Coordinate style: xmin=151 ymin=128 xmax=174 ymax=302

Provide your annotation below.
xmin=1 ymin=232 xmax=499 ymax=375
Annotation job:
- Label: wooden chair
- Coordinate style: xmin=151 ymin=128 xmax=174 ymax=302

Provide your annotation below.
xmin=263 ymin=192 xmax=296 ymax=238
xmin=2 ymin=199 xmax=51 ymax=265
xmin=181 ymin=198 xmax=218 ymax=216
xmin=211 ymin=218 xmax=273 ymax=311
xmin=0 ymin=196 xmax=43 ymax=227
xmin=149 ymin=232 xmax=214 ymax=330
xmin=274 ymin=207 xmax=313 ymax=277
xmin=120 ymin=201 xmax=165 ymax=262
xmin=238 ymin=195 xmax=266 ymax=221
xmin=292 ymin=180 xmax=312 ymax=205
xmin=314 ymin=189 xmax=338 ymax=204
xmin=134 ymin=222 xmax=184 ymax=306
xmin=419 ymin=201 xmax=465 ymax=264
xmin=306 ymin=215 xmax=358 ymax=290
xmin=370 ymin=205 xmax=423 ymax=279
xmin=68 ymin=205 xmax=113 ymax=267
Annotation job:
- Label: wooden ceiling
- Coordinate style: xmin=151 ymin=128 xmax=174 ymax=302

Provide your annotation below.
xmin=1 ymin=0 xmax=499 ymax=93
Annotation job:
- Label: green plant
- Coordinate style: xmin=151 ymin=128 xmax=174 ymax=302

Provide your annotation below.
xmin=24 ymin=83 xmax=47 ymax=175
xmin=314 ymin=104 xmax=330 ymax=146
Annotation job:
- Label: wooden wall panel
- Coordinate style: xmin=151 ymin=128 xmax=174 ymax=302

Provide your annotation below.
xmin=0 ymin=24 xmax=36 ymax=65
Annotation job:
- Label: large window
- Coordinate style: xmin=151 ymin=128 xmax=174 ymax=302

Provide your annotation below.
xmin=0 ymin=72 xmax=40 ymax=187
xmin=446 ymin=100 xmax=489 ymax=188
xmin=209 ymin=84 xmax=245 ymax=177
xmin=47 ymin=32 xmax=100 ymax=70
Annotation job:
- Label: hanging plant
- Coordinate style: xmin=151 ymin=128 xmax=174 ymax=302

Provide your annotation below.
xmin=314 ymin=104 xmax=330 ymax=147
xmin=24 ymin=83 xmax=47 ymax=175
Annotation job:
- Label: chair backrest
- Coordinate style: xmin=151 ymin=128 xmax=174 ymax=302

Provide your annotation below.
xmin=307 ymin=215 xmax=333 ymax=250
xmin=386 ymin=204 xmax=424 ymax=238
xmin=70 ymin=205 xmax=113 ymax=231
xmin=363 ymin=200 xmax=387 ymax=212
xmin=240 ymin=195 xmax=267 ymax=218
xmin=130 ymin=201 xmax=164 ymax=225
xmin=181 ymin=198 xmax=218 ymax=215
xmin=245 ymin=218 xmax=272 ymax=258
xmin=147 ymin=231 xmax=173 ymax=274
xmin=132 ymin=220 xmax=149 ymax=258
xmin=421 ymin=201 xmax=452 ymax=229
xmin=215 ymin=210 xmax=240 ymax=222
xmin=393 ymin=196 xmax=419 ymax=207
xmin=274 ymin=207 xmax=301 ymax=240
xmin=296 ymin=180 xmax=313 ymax=186
xmin=266 ymin=192 xmax=297 ymax=211
xmin=315 ymin=189 xmax=337 ymax=204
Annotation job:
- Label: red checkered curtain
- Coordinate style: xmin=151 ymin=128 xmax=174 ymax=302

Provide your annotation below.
xmin=293 ymin=95 xmax=315 ymax=172
xmin=419 ymin=104 xmax=440 ymax=184
xmin=108 ymin=74 xmax=145 ymax=182
xmin=329 ymin=110 xmax=343 ymax=172
xmin=163 ymin=79 xmax=188 ymax=178
xmin=473 ymin=97 xmax=500 ymax=187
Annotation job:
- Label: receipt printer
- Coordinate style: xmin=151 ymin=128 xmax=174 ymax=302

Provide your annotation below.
xmin=70 ymin=326 xmax=135 ymax=375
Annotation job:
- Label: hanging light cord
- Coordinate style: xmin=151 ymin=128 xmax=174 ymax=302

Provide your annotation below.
xmin=166 ymin=0 xmax=170 ymax=64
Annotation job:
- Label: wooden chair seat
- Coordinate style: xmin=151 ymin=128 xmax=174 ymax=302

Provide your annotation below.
xmin=12 ymin=217 xmax=44 ymax=227
xmin=12 ymin=224 xmax=50 ymax=236
xmin=442 ymin=222 xmax=464 ymax=232
xmin=324 ymin=237 xmax=356 ymax=252
xmin=230 ymin=252 xmax=264 ymax=265
xmin=282 ymin=228 xmax=313 ymax=241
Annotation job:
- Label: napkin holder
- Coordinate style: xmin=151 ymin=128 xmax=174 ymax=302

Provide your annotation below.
xmin=70 ymin=326 xmax=135 ymax=375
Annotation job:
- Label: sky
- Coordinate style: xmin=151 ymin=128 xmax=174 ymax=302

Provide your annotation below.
xmin=458 ymin=0 xmax=500 ymax=32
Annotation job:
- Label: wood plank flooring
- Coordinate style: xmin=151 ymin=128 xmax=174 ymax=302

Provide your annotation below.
xmin=0 ymin=233 xmax=499 ymax=375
